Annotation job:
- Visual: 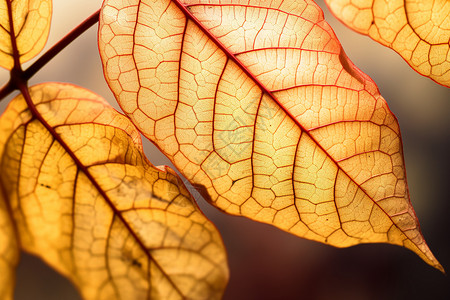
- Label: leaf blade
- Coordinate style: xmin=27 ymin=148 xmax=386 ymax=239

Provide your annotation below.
xmin=99 ymin=0 xmax=442 ymax=271
xmin=0 ymin=180 xmax=19 ymax=300
xmin=0 ymin=0 xmax=52 ymax=69
xmin=324 ymin=0 xmax=450 ymax=87
xmin=0 ymin=82 xmax=229 ymax=299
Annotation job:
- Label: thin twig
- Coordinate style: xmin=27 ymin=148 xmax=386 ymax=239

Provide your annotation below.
xmin=23 ymin=9 xmax=100 ymax=80
xmin=0 ymin=9 xmax=100 ymax=102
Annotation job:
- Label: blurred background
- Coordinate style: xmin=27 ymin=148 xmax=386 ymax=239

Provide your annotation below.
xmin=0 ymin=0 xmax=449 ymax=299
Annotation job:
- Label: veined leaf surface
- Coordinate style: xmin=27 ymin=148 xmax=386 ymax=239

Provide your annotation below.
xmin=0 ymin=83 xmax=229 ymax=299
xmin=99 ymin=0 xmax=442 ymax=270
xmin=0 ymin=182 xmax=19 ymax=300
xmin=0 ymin=0 xmax=52 ymax=69
xmin=325 ymin=0 xmax=450 ymax=87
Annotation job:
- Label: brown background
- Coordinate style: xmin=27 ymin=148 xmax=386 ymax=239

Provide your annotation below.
xmin=1 ymin=0 xmax=449 ymax=299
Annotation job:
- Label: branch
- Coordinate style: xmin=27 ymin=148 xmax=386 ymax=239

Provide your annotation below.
xmin=23 ymin=9 xmax=100 ymax=80
xmin=0 ymin=9 xmax=100 ymax=102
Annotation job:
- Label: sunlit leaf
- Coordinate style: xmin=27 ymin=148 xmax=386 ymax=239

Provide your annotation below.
xmin=0 ymin=83 xmax=229 ymax=299
xmin=0 ymin=182 xmax=19 ymax=300
xmin=325 ymin=0 xmax=450 ymax=87
xmin=99 ymin=0 xmax=443 ymax=271
xmin=0 ymin=0 xmax=52 ymax=69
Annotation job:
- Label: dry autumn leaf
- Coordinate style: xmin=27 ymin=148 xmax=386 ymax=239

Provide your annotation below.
xmin=324 ymin=0 xmax=450 ymax=87
xmin=99 ymin=0 xmax=443 ymax=271
xmin=0 ymin=82 xmax=229 ymax=299
xmin=0 ymin=0 xmax=52 ymax=70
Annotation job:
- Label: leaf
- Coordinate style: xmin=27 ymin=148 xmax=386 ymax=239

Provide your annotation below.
xmin=0 ymin=0 xmax=52 ymax=69
xmin=0 ymin=82 xmax=229 ymax=299
xmin=0 ymin=181 xmax=19 ymax=300
xmin=324 ymin=0 xmax=450 ymax=87
xmin=98 ymin=0 xmax=442 ymax=271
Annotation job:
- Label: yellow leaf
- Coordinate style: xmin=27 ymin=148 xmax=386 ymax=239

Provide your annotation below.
xmin=99 ymin=0 xmax=442 ymax=271
xmin=0 ymin=182 xmax=19 ymax=300
xmin=325 ymin=0 xmax=450 ymax=87
xmin=0 ymin=0 xmax=52 ymax=69
xmin=0 ymin=82 xmax=229 ymax=299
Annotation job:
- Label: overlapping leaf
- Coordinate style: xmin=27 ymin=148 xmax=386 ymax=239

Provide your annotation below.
xmin=0 ymin=83 xmax=229 ymax=299
xmin=0 ymin=0 xmax=52 ymax=69
xmin=99 ymin=0 xmax=442 ymax=271
xmin=325 ymin=0 xmax=450 ymax=87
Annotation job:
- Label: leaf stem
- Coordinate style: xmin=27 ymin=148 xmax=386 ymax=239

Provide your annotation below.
xmin=0 ymin=80 xmax=15 ymax=102
xmin=6 ymin=0 xmax=22 ymax=72
xmin=0 ymin=9 xmax=100 ymax=102
xmin=0 ymin=0 xmax=23 ymax=103
xmin=23 ymin=9 xmax=100 ymax=81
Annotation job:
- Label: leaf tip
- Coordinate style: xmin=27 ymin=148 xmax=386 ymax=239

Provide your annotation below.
xmin=405 ymin=237 xmax=445 ymax=274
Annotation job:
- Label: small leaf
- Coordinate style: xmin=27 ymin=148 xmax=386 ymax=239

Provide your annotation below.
xmin=325 ymin=0 xmax=450 ymax=87
xmin=99 ymin=0 xmax=442 ymax=271
xmin=0 ymin=182 xmax=19 ymax=300
xmin=0 ymin=83 xmax=229 ymax=299
xmin=0 ymin=0 xmax=52 ymax=69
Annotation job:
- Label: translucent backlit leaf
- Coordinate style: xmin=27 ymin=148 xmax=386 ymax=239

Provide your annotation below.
xmin=0 ymin=182 xmax=19 ymax=300
xmin=325 ymin=0 xmax=450 ymax=87
xmin=0 ymin=83 xmax=228 ymax=299
xmin=99 ymin=0 xmax=442 ymax=271
xmin=0 ymin=0 xmax=52 ymax=69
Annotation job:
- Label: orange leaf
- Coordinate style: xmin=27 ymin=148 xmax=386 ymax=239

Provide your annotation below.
xmin=0 ymin=83 xmax=229 ymax=299
xmin=0 ymin=182 xmax=19 ymax=300
xmin=99 ymin=0 xmax=443 ymax=271
xmin=325 ymin=0 xmax=450 ymax=87
xmin=0 ymin=0 xmax=52 ymax=69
